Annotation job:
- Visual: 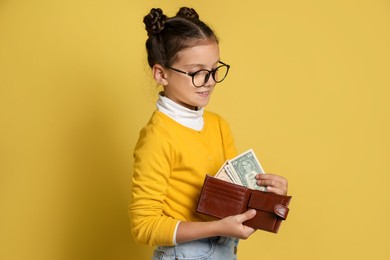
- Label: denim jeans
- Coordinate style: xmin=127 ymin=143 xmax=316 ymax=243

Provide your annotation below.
xmin=152 ymin=236 xmax=239 ymax=260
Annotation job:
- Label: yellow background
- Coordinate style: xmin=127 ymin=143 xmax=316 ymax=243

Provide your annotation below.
xmin=1 ymin=0 xmax=389 ymax=259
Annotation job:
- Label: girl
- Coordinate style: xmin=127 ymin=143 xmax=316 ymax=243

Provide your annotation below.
xmin=129 ymin=7 xmax=288 ymax=259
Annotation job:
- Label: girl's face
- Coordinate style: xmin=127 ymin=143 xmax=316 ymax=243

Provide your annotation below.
xmin=163 ymin=42 xmax=220 ymax=110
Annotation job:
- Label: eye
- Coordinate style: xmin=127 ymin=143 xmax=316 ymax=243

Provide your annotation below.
xmin=188 ymin=68 xmax=203 ymax=75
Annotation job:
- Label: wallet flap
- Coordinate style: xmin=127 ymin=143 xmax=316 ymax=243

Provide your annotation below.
xmin=248 ymin=190 xmax=291 ymax=217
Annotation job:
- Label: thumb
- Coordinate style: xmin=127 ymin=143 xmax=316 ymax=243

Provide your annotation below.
xmin=237 ymin=209 xmax=257 ymax=223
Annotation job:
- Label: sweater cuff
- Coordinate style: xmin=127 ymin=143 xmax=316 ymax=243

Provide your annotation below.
xmin=172 ymin=221 xmax=181 ymax=245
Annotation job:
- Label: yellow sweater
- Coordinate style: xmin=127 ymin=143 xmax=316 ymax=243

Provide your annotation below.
xmin=129 ymin=110 xmax=237 ymax=246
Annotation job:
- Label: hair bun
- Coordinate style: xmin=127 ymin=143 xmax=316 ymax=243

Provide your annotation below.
xmin=176 ymin=7 xmax=199 ymax=20
xmin=144 ymin=8 xmax=167 ymax=37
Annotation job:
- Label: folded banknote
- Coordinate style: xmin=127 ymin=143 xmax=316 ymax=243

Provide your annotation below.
xmin=214 ymin=149 xmax=267 ymax=191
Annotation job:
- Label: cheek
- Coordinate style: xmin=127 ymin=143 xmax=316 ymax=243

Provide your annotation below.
xmin=175 ymin=78 xmax=194 ymax=91
xmin=167 ymin=74 xmax=189 ymax=87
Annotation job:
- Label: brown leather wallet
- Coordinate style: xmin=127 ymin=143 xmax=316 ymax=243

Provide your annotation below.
xmin=197 ymin=175 xmax=292 ymax=233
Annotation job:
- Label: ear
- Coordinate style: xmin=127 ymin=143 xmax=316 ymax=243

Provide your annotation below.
xmin=152 ymin=64 xmax=168 ymax=85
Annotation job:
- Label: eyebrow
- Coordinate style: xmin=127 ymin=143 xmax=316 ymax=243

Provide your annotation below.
xmin=183 ymin=60 xmax=220 ymax=69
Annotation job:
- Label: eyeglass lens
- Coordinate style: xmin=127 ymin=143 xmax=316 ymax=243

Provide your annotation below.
xmin=192 ymin=65 xmax=229 ymax=87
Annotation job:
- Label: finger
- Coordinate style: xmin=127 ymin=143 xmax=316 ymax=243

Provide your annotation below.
xmin=256 ymin=173 xmax=287 ymax=184
xmin=266 ymin=186 xmax=287 ymax=196
xmin=256 ymin=174 xmax=288 ymax=187
xmin=241 ymin=225 xmax=256 ymax=238
xmin=258 ymin=180 xmax=288 ymax=195
xmin=237 ymin=209 xmax=257 ymax=223
xmin=257 ymin=178 xmax=282 ymax=189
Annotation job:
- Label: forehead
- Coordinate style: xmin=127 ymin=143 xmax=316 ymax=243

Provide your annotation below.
xmin=174 ymin=42 xmax=220 ymax=66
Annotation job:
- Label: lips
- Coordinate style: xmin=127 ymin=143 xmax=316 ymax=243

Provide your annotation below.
xmin=197 ymin=91 xmax=210 ymax=97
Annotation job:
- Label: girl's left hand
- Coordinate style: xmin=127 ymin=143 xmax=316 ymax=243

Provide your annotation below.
xmin=255 ymin=173 xmax=288 ymax=196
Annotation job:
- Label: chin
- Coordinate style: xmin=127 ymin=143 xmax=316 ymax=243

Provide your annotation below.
xmin=186 ymin=98 xmax=211 ymax=110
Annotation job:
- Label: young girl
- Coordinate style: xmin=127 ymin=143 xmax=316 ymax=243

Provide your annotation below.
xmin=129 ymin=7 xmax=288 ymax=259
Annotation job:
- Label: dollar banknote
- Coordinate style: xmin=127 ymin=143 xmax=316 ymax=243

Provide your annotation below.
xmin=214 ymin=165 xmax=234 ymax=183
xmin=215 ymin=149 xmax=267 ymax=191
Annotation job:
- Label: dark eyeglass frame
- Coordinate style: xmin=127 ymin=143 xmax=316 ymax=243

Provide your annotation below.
xmin=165 ymin=61 xmax=230 ymax=88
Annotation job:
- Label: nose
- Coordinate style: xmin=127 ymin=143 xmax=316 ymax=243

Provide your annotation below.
xmin=203 ymin=72 xmax=216 ymax=87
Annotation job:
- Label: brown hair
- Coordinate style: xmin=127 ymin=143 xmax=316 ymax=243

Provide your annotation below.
xmin=143 ymin=7 xmax=218 ymax=68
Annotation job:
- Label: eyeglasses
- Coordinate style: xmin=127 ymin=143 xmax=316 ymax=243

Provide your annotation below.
xmin=165 ymin=61 xmax=230 ymax=88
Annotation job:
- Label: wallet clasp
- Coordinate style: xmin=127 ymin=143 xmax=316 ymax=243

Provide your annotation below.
xmin=274 ymin=204 xmax=289 ymax=220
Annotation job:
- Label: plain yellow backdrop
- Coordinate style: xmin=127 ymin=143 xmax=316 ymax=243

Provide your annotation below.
xmin=1 ymin=0 xmax=389 ymax=259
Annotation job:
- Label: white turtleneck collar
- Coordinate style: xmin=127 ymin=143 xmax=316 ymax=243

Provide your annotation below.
xmin=156 ymin=93 xmax=204 ymax=131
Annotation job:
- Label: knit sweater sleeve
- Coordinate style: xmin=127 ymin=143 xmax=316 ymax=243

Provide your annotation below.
xmin=129 ymin=120 xmax=179 ymax=246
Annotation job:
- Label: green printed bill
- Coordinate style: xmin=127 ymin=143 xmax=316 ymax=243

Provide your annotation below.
xmin=214 ymin=149 xmax=267 ymax=191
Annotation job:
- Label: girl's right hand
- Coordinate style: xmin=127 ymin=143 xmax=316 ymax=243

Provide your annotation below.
xmin=217 ymin=209 xmax=257 ymax=239
xmin=176 ymin=209 xmax=257 ymax=244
